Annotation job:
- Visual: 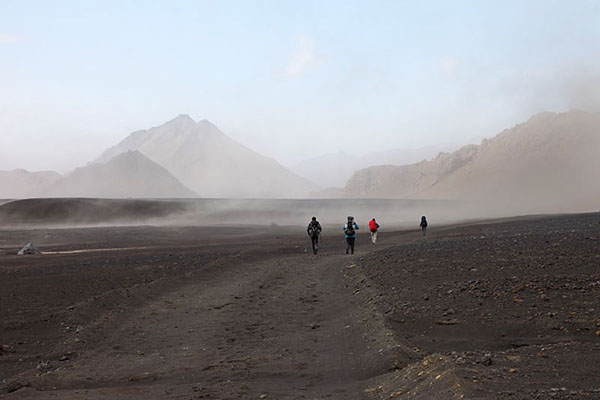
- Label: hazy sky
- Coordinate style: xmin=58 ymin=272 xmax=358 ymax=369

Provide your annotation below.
xmin=1 ymin=0 xmax=600 ymax=172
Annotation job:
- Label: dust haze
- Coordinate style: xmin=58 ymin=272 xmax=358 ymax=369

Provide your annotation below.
xmin=1 ymin=194 xmax=595 ymax=232
xmin=1 ymin=110 xmax=598 ymax=230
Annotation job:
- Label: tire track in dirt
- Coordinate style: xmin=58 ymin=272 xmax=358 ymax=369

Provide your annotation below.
xmin=6 ymin=247 xmax=408 ymax=399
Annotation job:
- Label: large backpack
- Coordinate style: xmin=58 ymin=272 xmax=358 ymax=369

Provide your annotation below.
xmin=345 ymin=219 xmax=355 ymax=236
xmin=369 ymin=220 xmax=378 ymax=232
xmin=308 ymin=221 xmax=320 ymax=238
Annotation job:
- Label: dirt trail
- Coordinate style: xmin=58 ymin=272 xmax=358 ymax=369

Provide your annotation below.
xmin=5 ymin=243 xmax=403 ymax=399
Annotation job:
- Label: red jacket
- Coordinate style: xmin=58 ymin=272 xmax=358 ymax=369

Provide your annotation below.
xmin=369 ymin=220 xmax=379 ymax=232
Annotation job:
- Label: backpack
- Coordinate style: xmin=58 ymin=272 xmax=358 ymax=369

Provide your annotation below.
xmin=345 ymin=220 xmax=355 ymax=236
xmin=421 ymin=217 xmax=428 ymax=227
xmin=308 ymin=221 xmax=320 ymax=238
xmin=369 ymin=220 xmax=378 ymax=232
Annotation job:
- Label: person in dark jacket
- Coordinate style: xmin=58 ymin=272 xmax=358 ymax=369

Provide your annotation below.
xmin=420 ymin=216 xmax=428 ymax=236
xmin=343 ymin=216 xmax=359 ymax=254
xmin=307 ymin=217 xmax=322 ymax=254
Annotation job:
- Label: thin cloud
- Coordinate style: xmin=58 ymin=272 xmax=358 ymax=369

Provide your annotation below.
xmin=284 ymin=36 xmax=317 ymax=78
xmin=0 ymin=33 xmax=25 ymax=43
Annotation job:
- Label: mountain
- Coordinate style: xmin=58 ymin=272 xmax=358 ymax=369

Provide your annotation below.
xmin=343 ymin=145 xmax=479 ymax=198
xmin=343 ymin=110 xmax=600 ymax=212
xmin=0 ymin=169 xmax=62 ymax=199
xmin=292 ymin=144 xmax=460 ymax=188
xmin=96 ymin=115 xmax=316 ymax=198
xmin=44 ymin=150 xmax=197 ymax=198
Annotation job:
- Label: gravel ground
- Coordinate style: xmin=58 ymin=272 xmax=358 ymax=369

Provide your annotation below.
xmin=1 ymin=212 xmax=599 ymax=399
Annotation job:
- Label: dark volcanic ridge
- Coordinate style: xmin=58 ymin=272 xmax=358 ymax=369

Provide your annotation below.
xmin=0 ymin=197 xmax=478 ymax=228
xmin=0 ymin=198 xmax=189 ymax=226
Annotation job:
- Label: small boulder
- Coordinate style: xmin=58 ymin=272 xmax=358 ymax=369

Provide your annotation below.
xmin=17 ymin=243 xmax=41 ymax=255
xmin=477 ymin=353 xmax=493 ymax=366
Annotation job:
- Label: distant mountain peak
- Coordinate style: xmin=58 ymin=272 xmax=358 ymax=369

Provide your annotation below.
xmin=95 ymin=115 xmax=316 ymax=198
xmin=164 ymin=114 xmax=196 ymax=126
xmin=175 ymin=113 xmax=194 ymax=121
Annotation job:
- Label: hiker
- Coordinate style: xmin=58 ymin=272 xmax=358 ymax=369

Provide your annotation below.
xmin=369 ymin=218 xmax=380 ymax=244
xmin=343 ymin=216 xmax=359 ymax=254
xmin=307 ymin=217 xmax=322 ymax=254
xmin=420 ymin=216 xmax=428 ymax=236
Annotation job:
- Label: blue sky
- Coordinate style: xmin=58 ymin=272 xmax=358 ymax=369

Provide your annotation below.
xmin=1 ymin=0 xmax=600 ymax=171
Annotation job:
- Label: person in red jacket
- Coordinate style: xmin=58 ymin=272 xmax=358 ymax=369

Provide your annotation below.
xmin=369 ymin=218 xmax=380 ymax=244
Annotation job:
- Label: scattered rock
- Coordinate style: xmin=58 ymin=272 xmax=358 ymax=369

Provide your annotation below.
xmin=477 ymin=353 xmax=493 ymax=366
xmin=435 ymin=319 xmax=460 ymax=325
xmin=17 ymin=243 xmax=41 ymax=255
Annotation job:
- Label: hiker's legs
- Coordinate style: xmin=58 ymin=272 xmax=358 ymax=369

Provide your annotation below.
xmin=349 ymin=237 xmax=355 ymax=254
xmin=371 ymin=231 xmax=377 ymax=244
xmin=346 ymin=237 xmax=352 ymax=254
xmin=422 ymin=226 xmax=427 ymax=236
xmin=311 ymin=236 xmax=318 ymax=254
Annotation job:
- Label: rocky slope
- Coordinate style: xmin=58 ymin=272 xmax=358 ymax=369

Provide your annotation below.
xmin=344 ymin=110 xmax=600 ymax=212
xmin=44 ymin=150 xmax=197 ymax=198
xmin=292 ymin=144 xmax=458 ymax=188
xmin=344 ymin=145 xmax=479 ymax=199
xmin=96 ymin=115 xmax=316 ymax=198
